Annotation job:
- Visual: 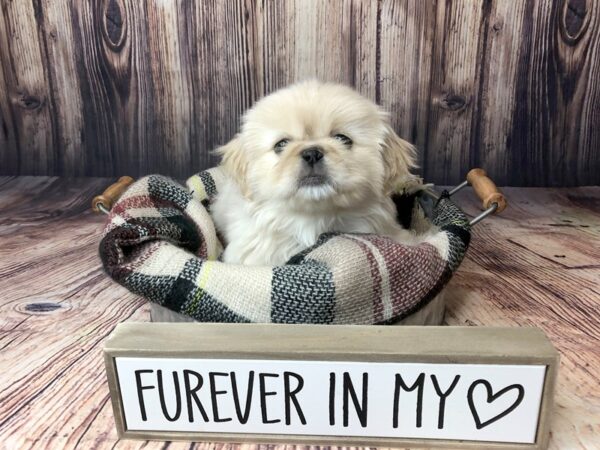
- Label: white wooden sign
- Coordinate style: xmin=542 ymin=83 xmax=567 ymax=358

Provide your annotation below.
xmin=116 ymin=357 xmax=545 ymax=443
xmin=104 ymin=324 xmax=558 ymax=449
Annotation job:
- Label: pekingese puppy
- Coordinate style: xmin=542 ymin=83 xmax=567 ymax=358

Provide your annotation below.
xmin=211 ymin=81 xmax=419 ymax=266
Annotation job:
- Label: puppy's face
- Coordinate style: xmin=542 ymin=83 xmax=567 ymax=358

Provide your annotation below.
xmin=218 ymin=81 xmax=416 ymax=209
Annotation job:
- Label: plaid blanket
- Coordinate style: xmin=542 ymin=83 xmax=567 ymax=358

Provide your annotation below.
xmin=99 ymin=168 xmax=471 ymax=324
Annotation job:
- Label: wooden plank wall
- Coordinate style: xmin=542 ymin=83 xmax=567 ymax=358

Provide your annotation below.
xmin=0 ymin=0 xmax=599 ymax=186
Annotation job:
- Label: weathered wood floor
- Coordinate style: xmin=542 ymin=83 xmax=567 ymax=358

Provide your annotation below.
xmin=0 ymin=177 xmax=598 ymax=449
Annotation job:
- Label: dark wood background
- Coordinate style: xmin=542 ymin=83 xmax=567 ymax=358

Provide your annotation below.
xmin=1 ymin=0 xmax=599 ymax=186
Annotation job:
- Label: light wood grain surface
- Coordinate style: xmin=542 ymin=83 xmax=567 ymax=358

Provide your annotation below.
xmin=0 ymin=177 xmax=598 ymax=449
xmin=1 ymin=0 xmax=599 ymax=186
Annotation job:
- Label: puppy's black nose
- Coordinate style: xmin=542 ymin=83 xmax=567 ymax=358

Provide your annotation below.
xmin=301 ymin=147 xmax=324 ymax=167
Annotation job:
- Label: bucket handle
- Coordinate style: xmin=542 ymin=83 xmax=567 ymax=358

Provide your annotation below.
xmin=447 ymin=168 xmax=507 ymax=226
xmin=91 ymin=176 xmax=134 ymax=214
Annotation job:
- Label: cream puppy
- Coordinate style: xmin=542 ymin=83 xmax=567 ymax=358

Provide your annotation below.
xmin=211 ymin=81 xmax=418 ymax=266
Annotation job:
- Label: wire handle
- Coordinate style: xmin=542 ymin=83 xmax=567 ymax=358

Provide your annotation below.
xmin=92 ymin=176 xmax=134 ymax=214
xmin=429 ymin=168 xmax=507 ymax=226
xmin=466 ymin=168 xmax=507 ymax=213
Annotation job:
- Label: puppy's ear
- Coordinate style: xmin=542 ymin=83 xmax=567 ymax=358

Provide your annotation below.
xmin=381 ymin=123 xmax=417 ymax=194
xmin=215 ymin=135 xmax=251 ymax=197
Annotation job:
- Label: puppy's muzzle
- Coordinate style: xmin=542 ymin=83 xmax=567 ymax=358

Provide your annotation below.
xmin=298 ymin=146 xmax=329 ymax=188
xmin=301 ymin=146 xmax=324 ymax=167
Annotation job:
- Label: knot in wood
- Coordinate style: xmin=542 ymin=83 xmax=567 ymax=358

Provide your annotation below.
xmin=17 ymin=94 xmax=43 ymax=111
xmin=562 ymin=0 xmax=588 ymax=44
xmin=439 ymin=93 xmax=467 ymax=111
xmin=103 ymin=0 xmax=126 ymax=49
xmin=24 ymin=302 xmax=61 ymax=313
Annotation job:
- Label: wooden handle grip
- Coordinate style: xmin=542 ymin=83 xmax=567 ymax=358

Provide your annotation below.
xmin=92 ymin=176 xmax=134 ymax=213
xmin=466 ymin=168 xmax=507 ymax=213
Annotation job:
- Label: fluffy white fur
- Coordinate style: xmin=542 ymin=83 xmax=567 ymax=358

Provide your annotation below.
xmin=211 ymin=81 xmax=419 ymax=266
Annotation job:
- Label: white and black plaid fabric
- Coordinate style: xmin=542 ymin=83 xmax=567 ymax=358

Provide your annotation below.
xmin=99 ymin=169 xmax=471 ymax=324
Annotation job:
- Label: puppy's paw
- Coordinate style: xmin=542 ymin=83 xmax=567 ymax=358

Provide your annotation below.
xmin=393 ymin=175 xmax=428 ymax=195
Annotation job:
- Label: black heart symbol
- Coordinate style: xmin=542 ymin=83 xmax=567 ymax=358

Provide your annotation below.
xmin=467 ymin=380 xmax=525 ymax=429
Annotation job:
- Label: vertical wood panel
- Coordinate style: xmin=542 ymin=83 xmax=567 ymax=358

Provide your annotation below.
xmin=476 ymin=0 xmax=600 ymax=186
xmin=292 ymin=0 xmax=354 ymax=84
xmin=260 ymin=0 xmax=378 ymax=97
xmin=259 ymin=0 xmax=295 ymax=93
xmin=351 ymin=0 xmax=379 ymax=100
xmin=0 ymin=0 xmax=57 ymax=175
xmin=68 ymin=0 xmax=139 ymax=176
xmin=39 ymin=0 xmax=85 ymax=176
xmin=378 ymin=0 xmax=437 ymax=162
xmin=545 ymin=0 xmax=600 ymax=186
xmin=185 ymin=0 xmax=261 ymax=163
xmin=471 ymin=0 xmax=531 ymax=185
xmin=145 ymin=0 xmax=192 ymax=175
xmin=0 ymin=18 xmax=17 ymax=174
xmin=425 ymin=0 xmax=488 ymax=184
xmin=574 ymin=0 xmax=600 ymax=186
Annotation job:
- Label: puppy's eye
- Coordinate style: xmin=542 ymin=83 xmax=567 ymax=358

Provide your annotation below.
xmin=274 ymin=138 xmax=290 ymax=153
xmin=333 ymin=134 xmax=353 ymax=147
